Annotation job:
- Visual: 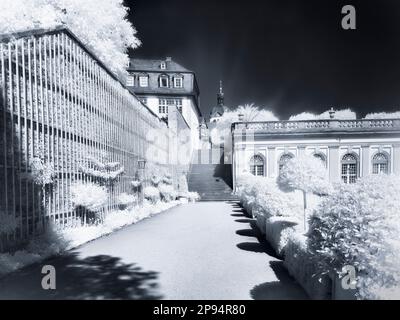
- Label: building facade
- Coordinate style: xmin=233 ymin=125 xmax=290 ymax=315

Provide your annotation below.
xmin=126 ymin=57 xmax=202 ymax=150
xmin=231 ymin=117 xmax=400 ymax=190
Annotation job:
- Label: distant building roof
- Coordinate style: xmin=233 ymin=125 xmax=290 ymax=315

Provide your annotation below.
xmin=128 ymin=57 xmax=192 ymax=73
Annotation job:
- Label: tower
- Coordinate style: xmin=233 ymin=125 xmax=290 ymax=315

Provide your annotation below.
xmin=209 ymin=81 xmax=228 ymax=123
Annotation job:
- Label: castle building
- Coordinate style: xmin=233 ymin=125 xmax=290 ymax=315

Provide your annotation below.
xmin=126 ymin=57 xmax=202 ymax=149
xmin=231 ymin=114 xmax=400 ymax=190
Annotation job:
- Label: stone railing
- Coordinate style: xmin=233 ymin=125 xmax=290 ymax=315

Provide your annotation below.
xmin=232 ymin=118 xmax=400 ymax=134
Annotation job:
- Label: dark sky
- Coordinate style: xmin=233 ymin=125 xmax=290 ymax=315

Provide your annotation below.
xmin=126 ymin=0 xmax=400 ymax=120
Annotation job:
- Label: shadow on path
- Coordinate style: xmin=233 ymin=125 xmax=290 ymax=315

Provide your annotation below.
xmin=232 ymin=202 xmax=309 ymax=300
xmin=0 ymin=252 xmax=162 ymax=300
xmin=235 ymin=219 xmax=280 ymax=258
xmin=250 ymin=261 xmax=308 ymax=300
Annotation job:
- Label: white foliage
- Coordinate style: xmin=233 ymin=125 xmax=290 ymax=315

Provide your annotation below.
xmin=308 ymin=174 xmax=400 ymax=299
xmin=211 ymin=103 xmax=278 ymax=146
xmin=143 ymin=186 xmax=160 ymax=204
xmin=289 ymin=108 xmax=357 ymax=121
xmin=0 ymin=0 xmax=141 ymax=77
xmin=117 ymin=193 xmax=136 ymax=206
xmin=30 ymin=157 xmax=56 ymax=186
xmin=70 ymin=182 xmax=108 ymax=212
xmin=158 ymin=183 xmax=177 ymax=202
xmin=130 ymin=180 xmax=142 ymax=188
xmin=79 ymin=158 xmax=124 ymax=184
xmin=364 ymin=111 xmax=400 ymax=119
xmin=178 ymin=191 xmax=201 ymax=202
xmin=278 ymin=154 xmax=332 ymax=195
xmin=236 ymin=174 xmax=303 ymax=220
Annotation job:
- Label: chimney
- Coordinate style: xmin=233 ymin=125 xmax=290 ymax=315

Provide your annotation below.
xmin=166 ymin=57 xmax=172 ymax=62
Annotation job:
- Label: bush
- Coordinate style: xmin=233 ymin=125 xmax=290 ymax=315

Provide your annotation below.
xmin=308 ymin=174 xmax=400 ymax=299
xmin=158 ymin=183 xmax=177 ymax=202
xmin=70 ymin=182 xmax=108 ymax=212
xmin=178 ymin=191 xmax=201 ymax=202
xmin=143 ymin=186 xmax=161 ymax=204
xmin=236 ymin=174 xmax=303 ymax=220
xmin=117 ymin=193 xmax=136 ymax=209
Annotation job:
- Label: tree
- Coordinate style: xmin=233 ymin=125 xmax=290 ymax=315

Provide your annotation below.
xmin=210 ymin=103 xmax=278 ymax=147
xmin=278 ymin=154 xmax=331 ymax=229
xmin=364 ymin=111 xmax=400 ymax=119
xmin=0 ymin=0 xmax=140 ymax=78
xmin=289 ymin=108 xmax=356 ymax=121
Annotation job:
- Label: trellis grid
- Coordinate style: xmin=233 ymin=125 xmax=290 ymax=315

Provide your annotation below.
xmin=0 ymin=28 xmax=174 ymax=250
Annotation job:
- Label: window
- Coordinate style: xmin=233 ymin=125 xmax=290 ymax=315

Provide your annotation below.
xmin=139 ymin=75 xmax=148 ymax=87
xmin=158 ymin=98 xmax=182 ymax=114
xmin=250 ymin=155 xmax=265 ymax=176
xmin=126 ymin=75 xmax=134 ymax=87
xmin=372 ymin=152 xmax=389 ymax=174
xmin=159 ymin=99 xmax=167 ymax=114
xmin=174 ymin=76 xmax=183 ymax=88
xmin=342 ymin=153 xmax=358 ymax=184
xmin=160 ymin=62 xmax=166 ymax=70
xmin=313 ymin=153 xmax=327 ymax=167
xmin=279 ymin=153 xmax=294 ymax=173
xmin=159 ymin=75 xmax=169 ymax=88
xmin=176 ymin=98 xmax=183 ymax=113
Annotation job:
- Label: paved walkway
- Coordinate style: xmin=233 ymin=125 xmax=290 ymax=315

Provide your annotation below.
xmin=0 ymin=202 xmax=308 ymax=300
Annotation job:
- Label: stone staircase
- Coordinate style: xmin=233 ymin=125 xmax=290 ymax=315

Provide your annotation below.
xmin=188 ymin=151 xmax=238 ymax=201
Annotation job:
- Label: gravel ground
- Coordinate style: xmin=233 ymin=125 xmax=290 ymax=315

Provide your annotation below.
xmin=0 ymin=201 xmax=308 ymax=300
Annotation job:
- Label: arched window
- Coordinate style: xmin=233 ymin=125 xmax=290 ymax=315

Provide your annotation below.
xmin=372 ymin=153 xmax=389 ymax=174
xmin=279 ymin=153 xmax=294 ymax=173
xmin=159 ymin=75 xmax=169 ymax=88
xmin=313 ymin=153 xmax=327 ymax=167
xmin=250 ymin=155 xmax=265 ymax=176
xmin=341 ymin=153 xmax=358 ymax=184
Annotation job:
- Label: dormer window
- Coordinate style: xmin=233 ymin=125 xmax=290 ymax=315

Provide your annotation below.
xmin=160 ymin=62 xmax=166 ymax=70
xmin=174 ymin=76 xmax=183 ymax=88
xmin=159 ymin=75 xmax=169 ymax=88
xmin=138 ymin=74 xmax=149 ymax=87
xmin=126 ymin=75 xmax=134 ymax=87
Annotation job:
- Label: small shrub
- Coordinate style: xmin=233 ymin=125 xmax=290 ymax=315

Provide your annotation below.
xmin=158 ymin=184 xmax=177 ymax=202
xmin=117 ymin=193 xmax=136 ymax=209
xmin=143 ymin=186 xmax=161 ymax=204
xmin=150 ymin=175 xmax=161 ymax=187
xmin=178 ymin=191 xmax=201 ymax=202
xmin=70 ymin=182 xmax=108 ymax=212
xmin=131 ymin=180 xmax=142 ymax=188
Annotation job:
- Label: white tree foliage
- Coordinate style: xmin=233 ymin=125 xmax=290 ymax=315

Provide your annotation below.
xmin=364 ymin=111 xmax=400 ymax=119
xmin=0 ymin=0 xmax=141 ymax=77
xmin=289 ymin=108 xmax=356 ymax=121
xmin=278 ymin=154 xmax=331 ymax=195
xmin=210 ymin=103 xmax=278 ymax=146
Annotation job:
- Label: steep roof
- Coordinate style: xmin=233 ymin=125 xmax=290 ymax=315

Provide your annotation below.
xmin=128 ymin=58 xmax=192 ymax=73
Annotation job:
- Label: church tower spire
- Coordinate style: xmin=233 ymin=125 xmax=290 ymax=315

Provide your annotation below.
xmin=217 ymin=80 xmax=224 ymax=106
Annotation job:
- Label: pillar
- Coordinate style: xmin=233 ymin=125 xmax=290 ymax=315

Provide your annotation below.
xmin=328 ymin=146 xmax=340 ymax=182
